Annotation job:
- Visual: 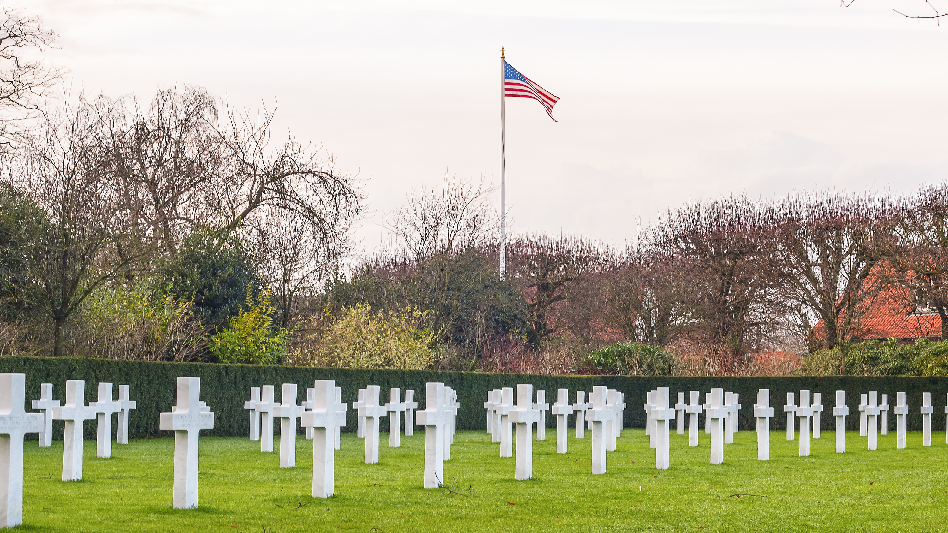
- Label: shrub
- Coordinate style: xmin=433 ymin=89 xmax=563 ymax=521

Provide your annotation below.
xmin=68 ymin=280 xmax=205 ymax=361
xmin=799 ymin=338 xmax=948 ymax=377
xmin=209 ymin=290 xmax=288 ymax=365
xmin=288 ymin=304 xmax=436 ymax=370
xmin=580 ymin=341 xmax=677 ymax=376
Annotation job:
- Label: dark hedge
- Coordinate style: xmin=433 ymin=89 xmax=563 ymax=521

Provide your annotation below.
xmin=3 ymin=356 xmax=948 ymax=440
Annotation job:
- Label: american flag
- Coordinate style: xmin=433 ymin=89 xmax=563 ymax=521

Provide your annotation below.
xmin=504 ymin=61 xmax=559 ymax=121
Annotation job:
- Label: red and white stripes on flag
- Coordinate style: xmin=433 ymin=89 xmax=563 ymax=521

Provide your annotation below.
xmin=504 ymin=61 xmax=560 ymax=121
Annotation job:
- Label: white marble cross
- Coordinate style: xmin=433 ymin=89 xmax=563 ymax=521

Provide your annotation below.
xmin=91 ymin=383 xmax=122 ymax=459
xmin=404 ymin=389 xmax=418 ymax=438
xmin=588 ymin=386 xmax=610 ymax=475
xmin=944 ymin=393 xmax=948 ymax=445
xmin=274 ymin=383 xmax=305 ymax=468
xmin=52 ymin=380 xmax=97 ymax=481
xmin=334 ymin=387 xmax=345 ymax=450
xmin=587 ymin=391 xmax=594 ymax=432
xmin=484 ymin=389 xmax=498 ymax=441
xmin=754 ymin=389 xmax=774 ymax=460
xmin=811 ymin=392 xmax=823 ymax=440
xmin=686 ymin=391 xmax=703 ymax=447
xmin=674 ymin=392 xmax=686 ymax=435
xmin=894 ymin=391 xmax=908 ymax=449
xmin=497 ymin=387 xmax=514 ymax=458
xmin=386 ymin=388 xmax=407 ymax=448
xmin=617 ymin=392 xmax=627 ymax=438
xmin=443 ymin=387 xmax=459 ymax=461
xmin=417 ymin=382 xmax=450 ymax=488
xmin=0 ymin=373 xmax=44 ymax=528
xmin=796 ymin=390 xmax=814 ymax=457
xmin=865 ymin=391 xmax=881 ymax=451
xmin=858 ymin=393 xmax=868 ymax=437
xmin=359 ymin=385 xmax=387 ymax=464
xmin=243 ymin=387 xmax=261 ymax=441
xmin=732 ymin=394 xmax=741 ymax=435
xmin=301 ymin=380 xmax=344 ymax=498
xmin=509 ymin=384 xmax=541 ymax=480
xmin=551 ymin=388 xmax=574 ymax=454
xmin=704 ymin=392 xmax=712 ymax=434
xmin=653 ymin=387 xmax=675 ymax=470
xmin=724 ymin=392 xmax=736 ymax=445
xmin=880 ymin=394 xmax=890 ymax=436
xmin=784 ymin=392 xmax=796 ymax=441
xmin=31 ymin=383 xmax=59 ymax=448
xmin=605 ymin=389 xmax=618 ymax=452
xmin=921 ymin=392 xmax=933 ymax=447
xmin=573 ymin=391 xmax=589 ymax=439
xmin=257 ymin=385 xmax=277 ymax=453
xmin=535 ymin=390 xmax=549 ymax=441
xmin=833 ymin=390 xmax=849 ymax=453
xmin=302 ymin=387 xmax=315 ymax=440
xmin=352 ymin=388 xmax=367 ymax=439
xmin=116 ymin=385 xmax=136 ymax=445
xmin=706 ymin=388 xmax=726 ymax=465
xmin=158 ymin=377 xmax=215 ymax=509
xmin=645 ymin=390 xmax=656 ymax=448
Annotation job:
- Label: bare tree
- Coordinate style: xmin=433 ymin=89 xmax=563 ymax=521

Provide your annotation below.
xmin=384 ymin=175 xmax=499 ymax=259
xmin=773 ymin=192 xmax=897 ymax=364
xmin=0 ymin=6 xmax=63 ymax=143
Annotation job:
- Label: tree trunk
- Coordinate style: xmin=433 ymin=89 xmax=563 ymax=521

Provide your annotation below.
xmin=53 ymin=316 xmax=65 ymax=358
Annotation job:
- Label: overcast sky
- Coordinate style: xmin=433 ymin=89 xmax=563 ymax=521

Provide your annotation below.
xmin=23 ymin=0 xmax=948 ymax=254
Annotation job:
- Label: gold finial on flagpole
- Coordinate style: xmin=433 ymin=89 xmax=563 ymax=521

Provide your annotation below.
xmin=501 ymin=46 xmax=504 ymax=59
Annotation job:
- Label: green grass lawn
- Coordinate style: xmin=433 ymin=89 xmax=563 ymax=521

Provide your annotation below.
xmin=20 ymin=427 xmax=948 ymax=532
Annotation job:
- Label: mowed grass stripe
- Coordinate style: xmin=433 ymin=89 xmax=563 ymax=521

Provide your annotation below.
xmin=22 ymin=428 xmax=948 ymax=532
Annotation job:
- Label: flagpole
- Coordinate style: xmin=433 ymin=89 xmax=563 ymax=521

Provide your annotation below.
xmin=500 ymin=46 xmax=507 ymax=278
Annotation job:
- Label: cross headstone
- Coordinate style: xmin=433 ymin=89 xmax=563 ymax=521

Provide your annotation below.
xmin=645 ymin=390 xmax=656 ymax=448
xmin=921 ymin=392 xmax=933 ymax=447
xmin=443 ymin=387 xmax=459 ymax=461
xmin=686 ymin=391 xmax=703 ymax=447
xmin=704 ymin=392 xmax=712 ymax=434
xmin=865 ymin=391 xmax=881 ymax=451
xmin=352 ymin=389 xmax=367 ymax=439
xmin=91 ymin=383 xmax=122 ymax=459
xmin=301 ymin=380 xmax=344 ymax=498
xmin=754 ymin=389 xmax=774 ymax=460
xmin=497 ymin=387 xmax=514 ymax=458
xmin=573 ymin=391 xmax=589 ymax=439
xmin=257 ymin=385 xmax=277 ymax=453
xmin=588 ymin=386 xmax=610 ymax=475
xmin=0 ymin=373 xmax=44 ymax=528
xmin=303 ymin=387 xmax=316 ymax=440
xmin=894 ymin=391 xmax=908 ymax=449
xmin=617 ymin=392 xmax=627 ymax=438
xmin=674 ymin=392 xmax=687 ymax=435
xmin=724 ymin=392 xmax=736 ymax=445
xmin=274 ymin=383 xmax=305 ymax=468
xmin=653 ymin=387 xmax=675 ymax=470
xmin=31 ymin=383 xmax=59 ymax=448
xmin=587 ymin=391 xmax=594 ymax=432
xmin=404 ymin=389 xmax=418 ymax=438
xmin=359 ymin=385 xmax=387 ymax=464
xmin=52 ymin=380 xmax=97 ymax=481
xmin=605 ymin=389 xmax=618 ymax=452
xmin=811 ymin=392 xmax=823 ymax=440
xmin=417 ymin=382 xmax=450 ymax=488
xmin=784 ymin=392 xmax=796 ymax=441
xmin=551 ymin=388 xmax=574 ymax=454
xmin=732 ymin=394 xmax=742 ymax=435
xmin=833 ymin=390 xmax=849 ymax=453
xmin=879 ymin=394 xmax=890 ymax=436
xmin=116 ymin=385 xmax=136 ymax=445
xmin=858 ymin=393 xmax=868 ymax=437
xmin=508 ymin=384 xmax=541 ymax=480
xmin=706 ymin=388 xmax=726 ymax=465
xmin=243 ymin=387 xmax=261 ymax=441
xmin=944 ymin=393 xmax=948 ymax=445
xmin=535 ymin=390 xmax=549 ymax=441
xmin=797 ymin=390 xmax=814 ymax=457
xmin=386 ymin=388 xmax=407 ymax=448
xmin=158 ymin=377 xmax=215 ymax=509
xmin=334 ymin=387 xmax=345 ymax=450
xmin=484 ymin=389 xmax=498 ymax=441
